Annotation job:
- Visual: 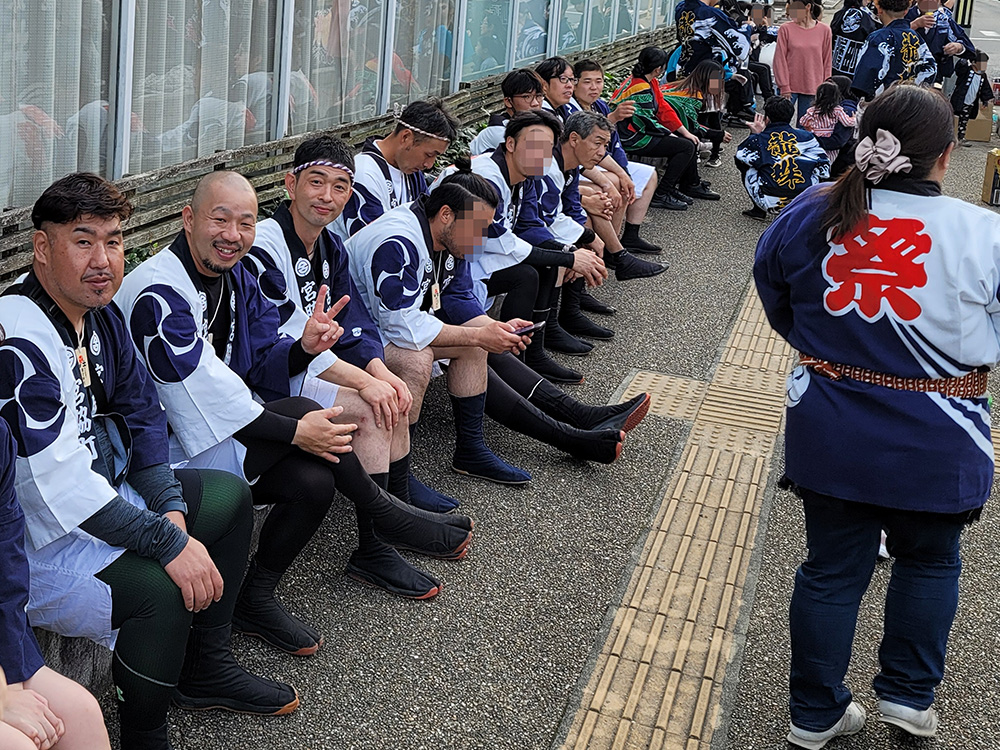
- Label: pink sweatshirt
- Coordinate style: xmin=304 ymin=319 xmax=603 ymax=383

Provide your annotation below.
xmin=773 ymin=22 xmax=833 ymax=96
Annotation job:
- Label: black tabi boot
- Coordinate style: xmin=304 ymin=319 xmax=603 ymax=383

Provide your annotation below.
xmin=173 ymin=623 xmax=299 ymax=715
xmin=621 ymin=222 xmax=663 ymax=255
xmin=605 ymin=250 xmax=666 ymax=281
xmin=232 ymin=560 xmax=322 ymax=656
xmin=450 ymin=392 xmax=531 ymax=485
xmin=559 ymin=279 xmax=615 ymax=340
xmin=580 ymin=288 xmax=616 ymax=315
xmin=529 ymin=384 xmax=651 ymax=434
xmin=364 ymin=484 xmax=474 ymax=557
xmin=347 ymin=514 xmax=444 ymax=600
xmin=506 ymin=398 xmax=625 ymax=463
xmin=522 ymin=308 xmax=584 ymax=384
xmin=545 ymin=293 xmax=594 ymax=356
xmin=404 ymin=424 xmax=461 ymax=512
xmin=119 ymin=723 xmax=173 ymax=750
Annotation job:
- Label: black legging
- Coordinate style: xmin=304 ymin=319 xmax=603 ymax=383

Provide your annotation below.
xmin=238 ymin=397 xmax=381 ymax=573
xmin=748 ymin=61 xmax=775 ymax=99
xmin=629 ymin=134 xmax=699 ymax=190
xmin=485 ymin=262 xmax=538 ymax=321
xmin=97 ymin=469 xmax=252 ymax=733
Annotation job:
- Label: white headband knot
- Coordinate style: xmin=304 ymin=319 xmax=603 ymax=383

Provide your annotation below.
xmin=854 ymin=129 xmax=912 ymax=184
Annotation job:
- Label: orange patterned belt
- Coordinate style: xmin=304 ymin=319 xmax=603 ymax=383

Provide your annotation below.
xmin=798 ymin=354 xmax=989 ymax=399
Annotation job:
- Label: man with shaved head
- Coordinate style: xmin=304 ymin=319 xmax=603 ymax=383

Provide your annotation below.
xmin=117 ymin=171 xmax=473 ymax=659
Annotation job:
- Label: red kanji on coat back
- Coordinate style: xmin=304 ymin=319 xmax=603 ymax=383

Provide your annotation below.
xmin=822 ymin=215 xmax=930 ymax=322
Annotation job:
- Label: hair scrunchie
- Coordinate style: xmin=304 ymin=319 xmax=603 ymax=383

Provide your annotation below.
xmin=854 ymin=128 xmax=913 ymax=184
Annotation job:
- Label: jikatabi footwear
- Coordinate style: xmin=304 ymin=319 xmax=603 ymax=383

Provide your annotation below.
xmin=787 ymin=701 xmax=866 ymax=749
xmin=623 ymin=235 xmax=663 ymax=255
xmin=580 ymin=289 xmax=616 ymax=315
xmin=878 ymin=700 xmax=939 ymax=737
xmin=346 ymin=543 xmax=442 ymax=599
xmin=232 ymin=560 xmax=323 ymax=656
xmin=560 ymin=279 xmax=615 ymax=340
xmin=607 ymin=250 xmax=666 ymax=281
xmin=173 ymin=624 xmax=299 ymax=715
xmin=742 ymin=206 xmax=769 ymax=223
xmin=545 ymin=304 xmax=593 ymax=355
xmin=450 ymin=392 xmax=531 ymax=485
xmin=529 ymin=385 xmax=651 ymax=434
xmin=367 ymin=485 xmax=474 ymax=556
xmin=408 ymin=474 xmax=461 ymax=513
xmin=523 ymin=307 xmax=584 ymax=383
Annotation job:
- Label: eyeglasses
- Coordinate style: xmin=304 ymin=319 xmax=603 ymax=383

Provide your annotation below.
xmin=552 ymin=75 xmax=579 ymax=85
xmin=512 ymin=93 xmax=545 ymax=103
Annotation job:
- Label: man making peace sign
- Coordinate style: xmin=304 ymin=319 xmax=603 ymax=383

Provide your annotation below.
xmin=117 ymin=172 xmax=474 ymax=663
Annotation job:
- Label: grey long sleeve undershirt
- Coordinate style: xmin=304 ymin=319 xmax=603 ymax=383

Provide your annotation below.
xmin=79 ymin=496 xmax=189 ymax=566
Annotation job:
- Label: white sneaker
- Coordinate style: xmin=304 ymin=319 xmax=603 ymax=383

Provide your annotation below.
xmin=877 ymin=530 xmax=890 ymax=561
xmin=878 ymin=699 xmax=939 ymax=737
xmin=788 ymin=701 xmax=867 ymax=749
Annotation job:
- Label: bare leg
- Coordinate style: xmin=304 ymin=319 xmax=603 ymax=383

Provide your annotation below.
xmin=626 ymin=170 xmax=657 ymax=224
xmin=384 ymin=343 xmax=434 ymax=424
xmin=21 ymin=667 xmax=111 ymax=750
xmin=333 ymin=387 xmax=391 ymax=473
xmin=431 ymin=344 xmax=488 ymax=398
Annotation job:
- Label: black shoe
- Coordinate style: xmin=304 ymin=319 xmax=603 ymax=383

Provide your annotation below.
xmin=232 ymin=560 xmax=322 ymax=656
xmin=173 ymin=624 xmax=299 ymax=715
xmin=742 ymin=206 xmax=769 ymax=223
xmin=623 ymin=235 xmax=663 ymax=255
xmin=580 ymin=289 xmax=616 ymax=315
xmin=679 ymin=183 xmax=721 ymax=201
xmin=560 ymin=279 xmax=615 ymax=340
xmin=668 ymin=188 xmax=695 ymax=205
xmin=346 ymin=542 xmax=442 ymax=599
xmin=609 ymin=250 xmax=666 ymax=281
xmin=724 ymin=114 xmax=750 ymax=128
xmin=650 ymin=191 xmax=688 ymax=210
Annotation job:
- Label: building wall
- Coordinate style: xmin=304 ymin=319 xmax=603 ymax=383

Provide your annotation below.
xmin=0 ymin=2 xmax=676 ymax=283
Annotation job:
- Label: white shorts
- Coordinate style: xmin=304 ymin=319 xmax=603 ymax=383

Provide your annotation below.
xmin=581 ymin=161 xmax=656 ymax=198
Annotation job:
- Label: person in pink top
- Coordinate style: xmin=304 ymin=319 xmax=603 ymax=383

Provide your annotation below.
xmin=772 ymin=0 xmax=833 ymax=123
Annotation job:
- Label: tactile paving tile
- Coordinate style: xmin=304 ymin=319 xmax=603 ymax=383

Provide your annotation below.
xmin=620 ymin=372 xmax=708 ymax=422
xmin=558 ymin=287 xmax=786 ymax=750
xmin=685 ymin=423 xmax=777 ymax=459
xmin=694 ymin=383 xmax=785 ymax=433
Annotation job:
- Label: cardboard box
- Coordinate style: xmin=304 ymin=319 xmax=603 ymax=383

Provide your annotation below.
xmin=981 ymin=148 xmax=1000 ymax=205
xmin=958 ymin=104 xmax=994 ymax=143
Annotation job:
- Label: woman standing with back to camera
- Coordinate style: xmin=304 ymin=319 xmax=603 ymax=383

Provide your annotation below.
xmin=755 ymin=85 xmax=998 ymax=749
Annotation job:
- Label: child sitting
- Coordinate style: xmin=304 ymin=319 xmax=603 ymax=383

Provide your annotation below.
xmin=952 ymin=52 xmax=993 ymax=145
xmin=799 ymin=80 xmax=857 ymax=162
xmin=734 ymin=95 xmax=830 ymax=221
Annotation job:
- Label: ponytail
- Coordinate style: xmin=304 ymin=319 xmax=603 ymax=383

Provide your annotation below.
xmin=822 ymin=85 xmax=954 ymax=240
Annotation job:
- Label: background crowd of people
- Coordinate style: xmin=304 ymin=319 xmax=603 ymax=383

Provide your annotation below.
xmin=0 ymin=0 xmax=996 ymax=748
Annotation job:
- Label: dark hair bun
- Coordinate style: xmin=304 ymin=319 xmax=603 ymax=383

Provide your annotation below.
xmin=453 ymin=155 xmax=473 ymax=173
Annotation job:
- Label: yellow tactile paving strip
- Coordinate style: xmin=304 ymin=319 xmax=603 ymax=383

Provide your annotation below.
xmin=560 ymin=289 xmax=794 ymax=750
